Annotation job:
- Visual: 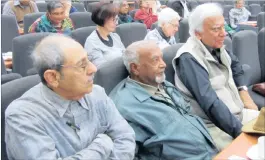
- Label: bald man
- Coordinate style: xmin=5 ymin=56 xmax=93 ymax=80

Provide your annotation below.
xmin=109 ymin=40 xmax=218 ymax=159
xmin=5 ymin=34 xmax=135 ymax=160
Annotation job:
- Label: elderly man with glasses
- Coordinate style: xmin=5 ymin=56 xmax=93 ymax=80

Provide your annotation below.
xmin=172 ymin=3 xmax=259 ymax=150
xmin=5 ymin=34 xmax=135 ymax=160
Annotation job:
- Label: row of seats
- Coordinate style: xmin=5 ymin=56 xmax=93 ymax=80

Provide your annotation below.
xmin=1 ymin=29 xmax=265 ymax=159
xmin=1 ymin=2 xmax=87 ymax=14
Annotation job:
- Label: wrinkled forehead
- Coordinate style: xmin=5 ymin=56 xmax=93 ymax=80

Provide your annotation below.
xmin=203 ymin=15 xmax=225 ymax=27
xmin=139 ymin=44 xmax=162 ymax=60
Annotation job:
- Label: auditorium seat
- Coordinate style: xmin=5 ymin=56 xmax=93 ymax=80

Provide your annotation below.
xmin=23 ymin=12 xmax=45 ymax=34
xmin=116 ymin=23 xmax=147 ymax=47
xmin=1 ymin=15 xmax=19 ymax=53
xmin=69 ymin=12 xmax=95 ymax=29
xmin=71 ymin=26 xmax=96 ymax=47
xmin=232 ymin=30 xmax=265 ymax=109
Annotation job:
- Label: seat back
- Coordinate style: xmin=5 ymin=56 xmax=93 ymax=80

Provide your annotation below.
xmin=1 ymin=15 xmax=19 ymax=53
xmin=129 ymin=9 xmax=138 ymax=19
xmin=1 ymin=54 xmax=7 ymax=75
xmin=23 ymin=12 xmax=45 ymax=34
xmin=232 ymin=30 xmax=261 ymax=85
xmin=1 ymin=75 xmax=41 ymax=160
xmin=86 ymin=2 xmax=100 ymax=12
xmin=94 ymin=57 xmax=129 ymax=95
xmin=12 ymin=33 xmax=51 ymax=76
xmin=162 ymin=43 xmax=184 ymax=84
xmin=70 ymin=26 xmax=96 ymax=47
xmin=257 ymin=12 xmax=265 ymax=31
xmin=72 ymin=2 xmax=86 ymax=12
xmin=69 ymin=12 xmax=95 ymax=29
xmin=179 ymin=18 xmax=189 ymax=43
xmin=249 ymin=4 xmax=262 ymax=20
xmin=36 ymin=2 xmax=47 ymax=12
xmin=116 ymin=23 xmax=147 ymax=47
xmin=223 ymin=5 xmax=233 ymax=23
xmin=258 ymin=28 xmax=265 ymax=81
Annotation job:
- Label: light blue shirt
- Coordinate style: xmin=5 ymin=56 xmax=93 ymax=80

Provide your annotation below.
xmin=5 ymin=83 xmax=135 ymax=160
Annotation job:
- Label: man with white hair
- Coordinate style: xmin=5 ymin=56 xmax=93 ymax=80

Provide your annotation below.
xmin=172 ymin=3 xmax=259 ymax=150
xmin=109 ymin=40 xmax=218 ymax=159
xmin=5 ymin=34 xmax=135 ymax=159
xmin=144 ymin=8 xmax=180 ymax=49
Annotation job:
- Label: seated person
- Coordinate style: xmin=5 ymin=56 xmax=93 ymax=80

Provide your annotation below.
xmin=144 ymin=8 xmax=180 ymax=49
xmin=134 ymin=0 xmax=158 ymax=29
xmin=172 ymin=3 xmax=259 ymax=150
xmin=3 ymin=0 xmax=39 ymax=33
xmin=60 ymin=0 xmax=78 ymax=17
xmin=28 ymin=1 xmax=74 ymax=35
xmin=229 ymin=0 xmax=251 ymax=29
xmin=114 ymin=0 xmax=134 ymax=24
xmin=5 ymin=34 xmax=135 ymax=160
xmin=109 ymin=40 xmax=218 ymax=159
xmin=84 ymin=3 xmax=125 ymax=68
xmin=167 ymin=0 xmax=191 ymax=18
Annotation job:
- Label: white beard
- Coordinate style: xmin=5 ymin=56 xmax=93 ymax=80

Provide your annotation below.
xmin=155 ymin=73 xmax=166 ymax=84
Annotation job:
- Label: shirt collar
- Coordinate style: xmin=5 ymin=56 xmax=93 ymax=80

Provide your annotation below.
xmin=41 ymin=84 xmax=89 ymax=117
xmin=127 ymin=77 xmax=162 ymax=96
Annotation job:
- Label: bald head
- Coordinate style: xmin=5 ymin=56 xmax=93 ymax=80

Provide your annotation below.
xmin=123 ymin=40 xmax=166 ymax=86
xmin=123 ymin=40 xmax=159 ymax=73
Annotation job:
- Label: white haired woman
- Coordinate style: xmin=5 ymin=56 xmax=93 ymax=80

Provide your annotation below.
xmin=144 ymin=8 xmax=180 ymax=49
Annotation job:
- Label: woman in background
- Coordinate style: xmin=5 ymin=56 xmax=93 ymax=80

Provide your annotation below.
xmin=84 ymin=3 xmax=125 ymax=68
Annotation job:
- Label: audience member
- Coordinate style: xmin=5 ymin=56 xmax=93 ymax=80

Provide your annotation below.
xmin=84 ymin=3 xmax=125 ymax=68
xmin=172 ymin=3 xmax=259 ymax=150
xmin=60 ymin=0 xmax=78 ymax=17
xmin=28 ymin=1 xmax=74 ymax=35
xmin=134 ymin=0 xmax=158 ymax=29
xmin=229 ymin=0 xmax=251 ymax=29
xmin=3 ymin=0 xmax=39 ymax=33
xmin=144 ymin=8 xmax=180 ymax=49
xmin=114 ymin=0 xmax=134 ymax=24
xmin=5 ymin=34 xmax=135 ymax=160
xmin=109 ymin=40 xmax=218 ymax=159
xmin=167 ymin=0 xmax=191 ymax=18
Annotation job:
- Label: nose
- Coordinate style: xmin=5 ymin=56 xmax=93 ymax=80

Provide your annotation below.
xmin=86 ymin=62 xmax=97 ymax=75
xmin=219 ymin=27 xmax=226 ymax=37
xmin=160 ymin=58 xmax=167 ymax=69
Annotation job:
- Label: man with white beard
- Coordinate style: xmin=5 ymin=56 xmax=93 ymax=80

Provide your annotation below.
xmin=109 ymin=40 xmax=218 ymax=160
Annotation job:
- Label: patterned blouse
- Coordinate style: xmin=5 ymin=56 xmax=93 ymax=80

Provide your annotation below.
xmin=28 ymin=14 xmax=74 ymax=35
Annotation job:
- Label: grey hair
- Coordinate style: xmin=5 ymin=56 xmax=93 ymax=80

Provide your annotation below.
xmin=112 ymin=0 xmax=125 ymax=8
xmin=31 ymin=34 xmax=77 ymax=85
xmin=158 ymin=8 xmax=180 ymax=27
xmin=123 ymin=40 xmax=157 ymax=73
xmin=47 ymin=1 xmax=64 ymax=13
xmin=189 ymin=3 xmax=223 ymax=37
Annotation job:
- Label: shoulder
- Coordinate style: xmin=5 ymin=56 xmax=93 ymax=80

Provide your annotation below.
xmin=85 ymin=30 xmax=100 ymax=46
xmin=109 ymin=32 xmax=121 ymax=39
xmin=5 ymin=84 xmax=43 ymax=118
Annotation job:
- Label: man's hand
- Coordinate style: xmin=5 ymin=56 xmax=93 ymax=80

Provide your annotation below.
xmin=239 ymin=90 xmax=258 ymax=110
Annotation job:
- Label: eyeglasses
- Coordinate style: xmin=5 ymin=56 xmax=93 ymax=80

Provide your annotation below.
xmin=211 ymin=25 xmax=225 ymax=33
xmin=60 ymin=61 xmax=91 ymax=73
xmin=169 ymin=22 xmax=179 ymax=29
